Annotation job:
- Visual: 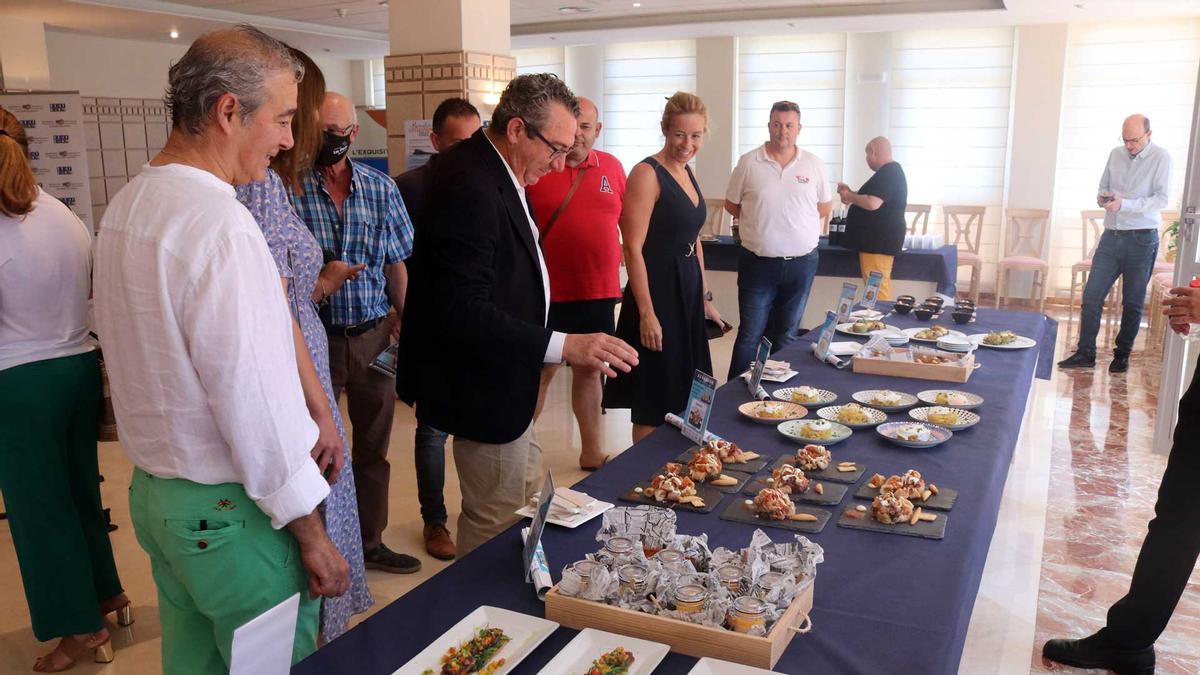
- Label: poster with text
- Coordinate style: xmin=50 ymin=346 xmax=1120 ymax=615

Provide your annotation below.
xmin=836 ymin=281 xmax=858 ymax=321
xmin=1 ymin=91 xmax=94 ymax=230
xmin=815 ymin=311 xmax=838 ymax=362
xmin=862 ymin=271 xmax=883 ymax=310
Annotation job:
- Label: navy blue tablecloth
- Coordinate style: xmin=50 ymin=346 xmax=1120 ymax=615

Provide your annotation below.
xmin=294 ymin=305 xmax=1056 ymax=675
xmin=701 ymin=236 xmax=959 ymax=296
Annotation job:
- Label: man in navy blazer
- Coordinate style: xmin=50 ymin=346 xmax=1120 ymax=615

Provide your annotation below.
xmin=399 ymin=74 xmax=637 ymax=554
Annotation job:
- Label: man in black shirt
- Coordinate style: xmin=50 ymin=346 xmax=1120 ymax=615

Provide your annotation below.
xmin=838 ymin=137 xmax=908 ymax=300
xmin=392 ymin=97 xmax=480 ymax=562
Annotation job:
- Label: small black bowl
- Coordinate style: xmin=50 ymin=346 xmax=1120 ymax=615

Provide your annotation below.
xmin=956 ymin=301 xmax=976 ymax=311
xmin=913 ymin=307 xmax=935 ymax=321
xmin=897 ymin=295 xmax=917 ymax=305
xmin=952 ymin=309 xmax=975 ymax=324
xmin=923 ymin=297 xmax=945 ymax=309
xmin=893 ymin=302 xmax=913 ymax=315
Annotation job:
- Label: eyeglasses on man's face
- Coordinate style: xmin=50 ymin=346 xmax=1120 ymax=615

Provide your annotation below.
xmin=325 ymin=122 xmax=357 ymax=137
xmin=1121 ymin=132 xmax=1148 ymax=146
xmin=521 ymin=118 xmax=570 ymax=159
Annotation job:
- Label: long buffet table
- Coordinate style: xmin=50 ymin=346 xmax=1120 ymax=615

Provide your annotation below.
xmin=295 ymin=303 xmax=1056 ymax=674
xmin=700 ymin=236 xmax=960 ymax=297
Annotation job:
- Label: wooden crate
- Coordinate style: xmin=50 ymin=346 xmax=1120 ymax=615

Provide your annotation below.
xmin=851 ymin=351 xmax=975 ymax=383
xmin=544 ymin=580 xmax=814 ymax=669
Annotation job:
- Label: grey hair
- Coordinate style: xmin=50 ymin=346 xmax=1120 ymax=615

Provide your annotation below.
xmin=164 ymin=24 xmax=303 ymax=135
xmin=491 ymin=73 xmax=579 ymax=136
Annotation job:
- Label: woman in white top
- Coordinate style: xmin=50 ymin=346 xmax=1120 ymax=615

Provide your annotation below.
xmin=0 ymin=106 xmax=128 ymax=671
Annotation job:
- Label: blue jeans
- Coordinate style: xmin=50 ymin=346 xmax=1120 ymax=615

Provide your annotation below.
xmin=728 ymin=247 xmax=819 ymax=380
xmin=1078 ymin=228 xmax=1159 ymax=356
xmin=414 ymin=421 xmax=449 ymax=525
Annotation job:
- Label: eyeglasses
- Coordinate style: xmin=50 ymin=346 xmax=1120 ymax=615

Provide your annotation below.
xmin=521 ymin=118 xmax=570 ymax=159
xmin=325 ymin=122 xmax=357 ymax=136
xmin=1121 ymin=132 xmax=1148 ymax=145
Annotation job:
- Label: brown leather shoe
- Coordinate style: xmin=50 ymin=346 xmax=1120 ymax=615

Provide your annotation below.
xmin=423 ymin=523 xmax=456 ymax=560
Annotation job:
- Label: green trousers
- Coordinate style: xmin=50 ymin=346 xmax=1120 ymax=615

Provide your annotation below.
xmin=129 ymin=468 xmax=319 ymax=675
xmin=0 ymin=351 xmax=123 ymax=641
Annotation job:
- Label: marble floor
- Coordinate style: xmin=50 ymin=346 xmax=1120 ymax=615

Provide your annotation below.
xmin=1030 ymin=315 xmax=1200 ymax=675
xmin=2 ymin=310 xmax=1199 ymax=674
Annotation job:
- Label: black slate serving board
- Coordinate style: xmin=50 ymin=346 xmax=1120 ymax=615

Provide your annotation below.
xmin=620 ymin=482 xmax=725 ymax=514
xmin=673 ymin=447 xmax=772 ymax=474
xmin=770 ymin=455 xmax=865 ymax=485
xmin=853 ymin=483 xmax=959 ymax=511
xmin=836 ymin=507 xmax=947 ymax=540
xmin=719 ymin=498 xmax=831 ymax=534
xmin=743 ymin=477 xmax=849 ymax=506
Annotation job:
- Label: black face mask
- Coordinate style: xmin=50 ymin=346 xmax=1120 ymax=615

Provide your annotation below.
xmin=316 ymin=130 xmax=351 ymax=167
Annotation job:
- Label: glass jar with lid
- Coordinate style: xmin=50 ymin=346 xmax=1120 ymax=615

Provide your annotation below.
xmin=727 ymin=596 xmax=768 ymax=633
xmin=569 ymin=559 xmax=601 ymax=594
xmin=599 ymin=535 xmax=638 ymax=566
xmin=617 ymin=563 xmax=649 ymax=596
xmin=752 ymin=571 xmax=786 ymax=600
xmin=673 ymin=583 xmax=709 ymax=614
xmin=716 ymin=564 xmax=745 ymax=594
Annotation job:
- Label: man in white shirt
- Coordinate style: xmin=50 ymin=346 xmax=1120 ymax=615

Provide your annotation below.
xmin=398 ymin=74 xmax=638 ymax=554
xmin=1058 ymin=114 xmax=1173 ymax=374
xmin=94 ymin=26 xmax=347 ymax=673
xmin=724 ymin=101 xmax=832 ymax=380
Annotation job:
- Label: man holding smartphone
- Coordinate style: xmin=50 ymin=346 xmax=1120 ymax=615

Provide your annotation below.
xmin=1058 ymin=114 xmax=1172 ymax=374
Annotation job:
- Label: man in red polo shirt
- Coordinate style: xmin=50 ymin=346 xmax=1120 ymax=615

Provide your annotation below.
xmin=529 ymin=96 xmax=626 ymax=470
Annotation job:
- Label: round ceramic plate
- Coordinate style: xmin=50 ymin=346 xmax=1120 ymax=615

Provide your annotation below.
xmin=968 ymin=333 xmax=1037 ymax=350
xmin=836 ymin=322 xmax=903 ymax=337
xmin=777 ymin=419 xmax=853 ymax=445
xmin=916 ymin=389 xmax=984 ymax=409
xmin=851 ymin=389 xmax=919 ymax=412
xmin=772 ymin=387 xmax=837 ymax=406
xmin=849 ymin=309 xmax=884 ymax=321
xmin=738 ymin=400 xmax=807 ymax=424
xmin=876 ymin=421 xmax=954 ymax=448
xmin=908 ymin=406 xmax=980 ymax=431
xmin=903 ymin=326 xmax=968 ymax=343
xmin=816 ymin=404 xmax=887 ymax=429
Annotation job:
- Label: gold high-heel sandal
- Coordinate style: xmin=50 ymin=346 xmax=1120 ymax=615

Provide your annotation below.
xmin=32 ymin=631 xmax=112 ymax=672
xmin=114 ymin=604 xmax=134 ymax=627
xmin=93 ymin=639 xmax=114 ymax=664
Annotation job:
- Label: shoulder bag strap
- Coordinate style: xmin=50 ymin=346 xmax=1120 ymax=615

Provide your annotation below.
xmin=538 ymin=167 xmax=588 ymax=246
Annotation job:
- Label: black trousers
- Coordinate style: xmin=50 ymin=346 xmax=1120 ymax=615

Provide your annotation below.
xmin=1106 ymin=370 xmax=1200 ymax=647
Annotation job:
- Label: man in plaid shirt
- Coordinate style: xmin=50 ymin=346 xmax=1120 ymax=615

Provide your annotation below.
xmin=291 ymin=92 xmax=418 ymax=574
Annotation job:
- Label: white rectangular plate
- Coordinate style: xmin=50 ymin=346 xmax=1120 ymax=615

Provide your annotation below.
xmin=536 ymin=627 xmax=669 ymax=675
xmin=392 ymin=606 xmax=557 ymax=675
xmin=688 ymin=656 xmax=784 ymax=674
xmin=760 ymin=368 xmax=798 ymax=383
xmin=515 ymin=498 xmax=614 ymax=529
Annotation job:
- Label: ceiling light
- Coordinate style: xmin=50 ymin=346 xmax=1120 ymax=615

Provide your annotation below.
xmin=336 ymin=7 xmax=348 ymax=17
xmin=169 ymin=29 xmax=179 ymax=39
xmin=378 ymin=0 xmax=388 ymax=5
xmin=633 ymin=2 xmax=641 ymax=6
xmin=558 ymin=6 xmax=594 ymax=14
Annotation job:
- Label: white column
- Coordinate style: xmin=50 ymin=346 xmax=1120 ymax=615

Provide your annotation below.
xmin=695 ymin=36 xmax=738 ymax=201
xmin=1004 ymin=24 xmax=1068 ymax=298
xmin=564 ymin=45 xmax=606 ymax=150
xmin=842 ymin=31 xmax=893 ymax=189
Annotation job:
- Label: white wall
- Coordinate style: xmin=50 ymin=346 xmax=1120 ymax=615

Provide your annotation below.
xmin=44 ymin=31 xmax=358 ymax=104
xmin=695 ymin=37 xmax=738 ymax=199
xmin=0 ymin=17 xmax=51 ymax=90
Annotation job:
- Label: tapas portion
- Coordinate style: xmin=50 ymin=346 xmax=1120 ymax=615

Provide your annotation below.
xmin=777 ymin=419 xmax=852 ymax=445
xmin=771 ymin=447 xmax=865 ymax=484
xmin=969 ymin=331 xmax=1037 ymax=350
xmin=851 ymin=389 xmax=918 ymax=412
xmin=917 ymin=389 xmax=983 ymax=409
xmin=737 ymin=400 xmax=807 ymax=424
xmin=876 ymin=421 xmax=953 ymax=449
xmin=718 ymin=487 xmax=831 ymax=533
xmin=816 ymin=403 xmax=886 ymax=429
xmin=908 ymin=406 xmax=980 ymax=431
xmin=857 ymin=470 xmax=958 ymax=511
xmin=772 ymin=385 xmax=837 ymax=406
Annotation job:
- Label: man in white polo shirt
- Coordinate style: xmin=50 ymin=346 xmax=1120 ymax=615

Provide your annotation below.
xmin=724 ymin=100 xmax=832 ymax=380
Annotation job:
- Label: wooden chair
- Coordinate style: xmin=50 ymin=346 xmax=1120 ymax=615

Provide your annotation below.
xmin=1155 ymin=210 xmax=1180 ymax=276
xmin=942 ymin=205 xmax=986 ymax=303
xmin=702 ymin=198 xmax=729 ymax=238
xmin=1069 ymin=210 xmax=1108 ymax=327
xmin=906 ymin=204 xmax=932 ymax=235
xmin=1147 ymin=271 xmax=1175 ymax=350
xmin=995 ymin=208 xmax=1050 ymax=313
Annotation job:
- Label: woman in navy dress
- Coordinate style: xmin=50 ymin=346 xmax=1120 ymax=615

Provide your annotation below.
xmin=604 ymin=92 xmax=725 ymax=443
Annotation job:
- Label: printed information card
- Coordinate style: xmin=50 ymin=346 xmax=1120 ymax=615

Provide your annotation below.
xmin=681 ymin=370 xmax=718 ymax=444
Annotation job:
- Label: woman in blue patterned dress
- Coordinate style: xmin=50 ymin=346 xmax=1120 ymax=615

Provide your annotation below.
xmin=236 ymin=48 xmax=372 ymax=644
